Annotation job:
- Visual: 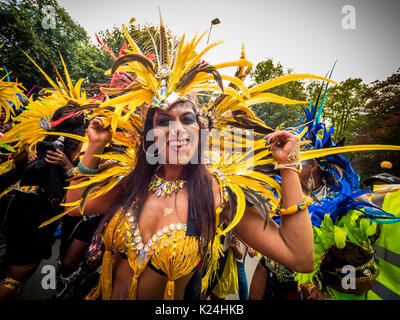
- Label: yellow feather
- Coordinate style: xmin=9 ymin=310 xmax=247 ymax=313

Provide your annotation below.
xmin=74 ymin=78 xmax=85 ymax=98
xmin=42 ymin=131 xmax=89 ymax=143
xmin=213 ymin=59 xmax=253 ymax=70
xmin=20 ymin=49 xmax=61 ymax=94
xmin=300 ymin=145 xmax=400 ymax=161
xmin=122 ymin=24 xmax=143 ymax=55
xmin=217 ymin=183 xmax=245 ymax=236
xmin=181 ymin=40 xmax=225 ymax=77
xmin=58 ymin=51 xmax=75 ymax=99
xmin=250 ymin=74 xmax=337 ymax=95
xmin=245 ymin=93 xmax=308 ymax=106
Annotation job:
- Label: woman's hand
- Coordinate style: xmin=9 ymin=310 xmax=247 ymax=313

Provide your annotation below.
xmin=28 ymin=151 xmax=37 ymax=163
xmin=229 ymin=234 xmax=245 ymax=261
xmin=265 ymin=130 xmax=300 ymax=164
xmin=87 ymin=117 xmax=112 ymax=147
xmin=45 ymin=149 xmax=73 ymax=171
xmin=298 ymin=282 xmax=326 ymax=300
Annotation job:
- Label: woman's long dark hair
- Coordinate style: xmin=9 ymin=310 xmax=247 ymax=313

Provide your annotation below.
xmin=109 ymin=102 xmax=216 ymax=252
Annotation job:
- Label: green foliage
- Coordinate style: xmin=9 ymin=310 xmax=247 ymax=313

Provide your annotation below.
xmin=352 ymin=69 xmax=400 ymax=180
xmin=295 ymin=211 xmax=378 ymax=285
xmin=249 ymin=59 xmax=307 ymax=129
xmin=309 ymin=78 xmax=368 ymax=144
xmin=0 ymin=1 xmax=168 ymax=97
xmin=0 ymin=0 xmax=106 ymax=91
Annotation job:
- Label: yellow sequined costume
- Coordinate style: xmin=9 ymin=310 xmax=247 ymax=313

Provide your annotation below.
xmin=86 ymin=209 xmax=202 ymax=300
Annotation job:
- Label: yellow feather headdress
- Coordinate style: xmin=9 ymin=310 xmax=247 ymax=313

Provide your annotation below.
xmin=0 ymin=71 xmax=27 ymax=123
xmin=0 ymin=51 xmax=95 ymax=153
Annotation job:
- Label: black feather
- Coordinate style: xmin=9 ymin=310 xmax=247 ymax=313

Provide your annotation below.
xmin=253 ymin=164 xmax=276 ymax=175
xmin=243 ymin=188 xmax=270 ymax=229
xmin=177 ymin=62 xmax=224 ymax=92
xmin=226 ymin=186 xmax=238 ymax=227
xmin=112 ymin=54 xmax=155 ymax=74
xmin=79 ymin=179 xmax=111 ymax=213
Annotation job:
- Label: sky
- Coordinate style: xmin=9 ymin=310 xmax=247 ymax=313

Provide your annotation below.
xmin=57 ymin=0 xmax=400 ymax=84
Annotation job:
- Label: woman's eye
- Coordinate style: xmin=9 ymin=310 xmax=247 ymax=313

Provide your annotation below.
xmin=155 ymin=118 xmax=170 ymax=126
xmin=181 ymin=116 xmax=195 ymax=124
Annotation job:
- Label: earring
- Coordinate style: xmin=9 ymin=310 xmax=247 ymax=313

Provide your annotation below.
xmin=142 ymin=143 xmax=159 ymax=157
xmin=308 ymin=174 xmax=316 ymax=190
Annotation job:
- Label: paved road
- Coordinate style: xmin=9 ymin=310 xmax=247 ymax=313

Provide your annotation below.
xmin=18 ymin=240 xmax=259 ymax=300
xmin=21 ymin=240 xmax=60 ymax=300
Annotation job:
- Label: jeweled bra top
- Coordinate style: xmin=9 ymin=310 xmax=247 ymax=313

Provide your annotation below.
xmin=85 ymin=208 xmax=202 ymax=300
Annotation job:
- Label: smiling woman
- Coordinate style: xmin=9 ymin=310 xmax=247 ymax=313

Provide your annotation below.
xmin=59 ymin=10 xmax=354 ymax=300
xmin=150 ymin=102 xmax=200 ymax=165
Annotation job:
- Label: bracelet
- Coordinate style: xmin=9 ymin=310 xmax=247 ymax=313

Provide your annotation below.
xmin=2 ymin=277 xmax=23 ymax=290
xmin=273 ymin=196 xmax=312 ymax=216
xmin=78 ymin=161 xmax=98 ymax=174
xmin=274 ymin=163 xmax=301 ymax=173
xmin=288 ymin=137 xmax=300 ymax=163
xmin=65 ymin=166 xmax=80 ymax=178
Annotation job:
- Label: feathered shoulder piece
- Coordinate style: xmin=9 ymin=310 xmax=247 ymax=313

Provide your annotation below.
xmin=1 ymin=50 xmax=99 ymax=153
xmin=0 ymin=63 xmax=27 ymax=122
xmin=295 ymin=92 xmax=361 ymax=191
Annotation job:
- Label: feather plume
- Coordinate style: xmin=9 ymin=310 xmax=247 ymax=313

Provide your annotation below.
xmin=158 ymin=6 xmax=170 ymax=67
xmin=112 ymin=54 xmax=155 ymax=74
xmin=177 ymin=62 xmax=223 ymax=92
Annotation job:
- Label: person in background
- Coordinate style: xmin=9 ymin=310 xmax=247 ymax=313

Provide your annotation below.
xmin=363 ymin=173 xmax=400 ymax=300
xmin=0 ymin=106 xmax=86 ymax=299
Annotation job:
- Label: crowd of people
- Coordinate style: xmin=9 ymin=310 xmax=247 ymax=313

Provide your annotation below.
xmin=0 ymin=11 xmax=399 ymax=301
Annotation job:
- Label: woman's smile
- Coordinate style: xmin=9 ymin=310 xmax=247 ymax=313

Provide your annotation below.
xmin=168 ymin=137 xmax=191 ymax=152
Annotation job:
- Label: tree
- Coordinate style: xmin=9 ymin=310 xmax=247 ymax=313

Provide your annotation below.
xmin=0 ymin=0 xmax=106 ymax=93
xmin=352 ymin=69 xmax=400 ymax=179
xmin=0 ymin=1 xmax=172 ymax=97
xmin=249 ymin=59 xmax=308 ymax=129
xmin=314 ymin=78 xmax=368 ymax=144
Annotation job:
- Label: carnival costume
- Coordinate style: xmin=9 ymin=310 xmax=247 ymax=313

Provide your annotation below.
xmin=255 ymin=86 xmax=400 ymax=300
xmin=2 ymin=10 xmax=400 ymax=300
xmin=52 ymin=12 xmax=400 ymax=300
xmin=293 ymin=99 xmax=400 ymax=299
xmin=0 ymin=51 xmax=94 ymax=292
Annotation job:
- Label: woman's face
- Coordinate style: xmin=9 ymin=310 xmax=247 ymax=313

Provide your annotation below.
xmin=299 ymin=159 xmax=321 ymax=190
xmin=151 ymin=101 xmax=200 ymax=165
xmin=299 ymin=160 xmax=314 ymax=183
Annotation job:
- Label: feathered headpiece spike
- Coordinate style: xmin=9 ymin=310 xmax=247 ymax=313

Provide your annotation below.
xmin=158 ymin=6 xmax=170 ymax=68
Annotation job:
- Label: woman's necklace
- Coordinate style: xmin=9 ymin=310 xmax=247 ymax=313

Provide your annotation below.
xmin=148 ymin=173 xmax=186 ymax=197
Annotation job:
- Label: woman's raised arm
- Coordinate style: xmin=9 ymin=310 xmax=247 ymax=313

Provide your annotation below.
xmin=232 ymin=130 xmax=314 ymax=273
xmin=66 ymin=117 xmax=119 ymax=216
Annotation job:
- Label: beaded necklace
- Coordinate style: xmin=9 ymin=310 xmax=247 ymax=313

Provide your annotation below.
xmin=148 ymin=173 xmax=186 ymax=197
